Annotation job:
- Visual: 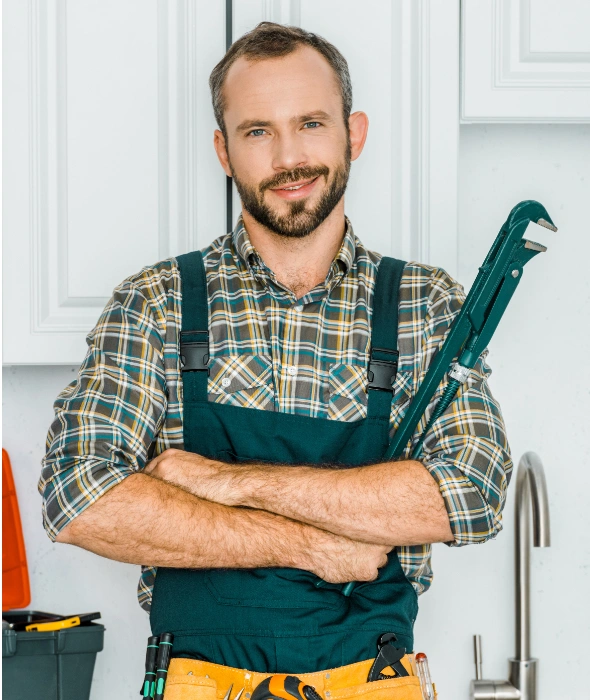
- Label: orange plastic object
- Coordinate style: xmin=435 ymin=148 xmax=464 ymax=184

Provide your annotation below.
xmin=2 ymin=448 xmax=31 ymax=610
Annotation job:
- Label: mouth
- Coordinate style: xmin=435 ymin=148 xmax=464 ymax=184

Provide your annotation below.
xmin=269 ymin=176 xmax=320 ymax=200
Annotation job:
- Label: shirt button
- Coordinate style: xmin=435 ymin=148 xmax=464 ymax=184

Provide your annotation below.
xmin=221 ymin=377 xmax=231 ymax=387
xmin=293 ymin=305 xmax=303 ymax=312
xmin=287 ymin=366 xmax=297 ymax=376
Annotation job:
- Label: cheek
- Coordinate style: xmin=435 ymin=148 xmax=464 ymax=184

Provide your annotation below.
xmin=231 ymin=144 xmax=267 ymax=175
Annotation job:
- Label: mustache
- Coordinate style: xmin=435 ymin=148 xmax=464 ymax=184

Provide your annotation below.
xmin=261 ymin=165 xmax=330 ymax=192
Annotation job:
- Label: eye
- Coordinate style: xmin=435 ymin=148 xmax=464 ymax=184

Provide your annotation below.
xmin=247 ymin=129 xmax=267 ymax=138
xmin=303 ymin=121 xmax=321 ymax=129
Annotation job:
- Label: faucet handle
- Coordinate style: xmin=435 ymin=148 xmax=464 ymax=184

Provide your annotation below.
xmin=474 ymin=634 xmax=483 ymax=680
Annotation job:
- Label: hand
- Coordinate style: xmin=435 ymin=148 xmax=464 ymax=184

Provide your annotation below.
xmin=305 ymin=528 xmax=393 ymax=584
xmin=144 ymin=449 xmax=242 ymax=506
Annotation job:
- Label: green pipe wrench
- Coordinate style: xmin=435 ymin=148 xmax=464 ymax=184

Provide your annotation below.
xmin=340 ymin=199 xmax=557 ymax=597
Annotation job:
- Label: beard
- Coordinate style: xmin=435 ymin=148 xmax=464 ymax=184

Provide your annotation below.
xmin=228 ymin=136 xmax=352 ymax=239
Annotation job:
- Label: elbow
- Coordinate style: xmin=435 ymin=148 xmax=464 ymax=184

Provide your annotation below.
xmin=446 ymin=506 xmax=504 ymax=547
xmin=54 ymin=520 xmax=76 ymax=545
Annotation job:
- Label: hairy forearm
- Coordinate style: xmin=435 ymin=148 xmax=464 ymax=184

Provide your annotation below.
xmin=224 ymin=459 xmax=453 ymax=546
xmin=55 ymin=472 xmax=319 ymax=570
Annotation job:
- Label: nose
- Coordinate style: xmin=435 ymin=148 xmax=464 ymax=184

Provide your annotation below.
xmin=271 ymin=131 xmax=308 ymax=174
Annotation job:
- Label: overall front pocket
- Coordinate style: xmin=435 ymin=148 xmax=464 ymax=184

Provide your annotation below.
xmin=205 ymin=568 xmax=345 ymax=610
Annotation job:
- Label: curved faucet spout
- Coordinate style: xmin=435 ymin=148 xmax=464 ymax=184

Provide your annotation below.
xmin=514 ymin=451 xmax=551 ymax=663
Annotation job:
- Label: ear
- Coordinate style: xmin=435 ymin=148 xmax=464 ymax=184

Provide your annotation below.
xmin=213 ymin=129 xmax=232 ymax=178
xmin=348 ymin=111 xmax=369 ymax=162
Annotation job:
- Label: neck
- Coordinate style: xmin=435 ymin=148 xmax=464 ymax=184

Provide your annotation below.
xmin=241 ymin=203 xmax=346 ymax=299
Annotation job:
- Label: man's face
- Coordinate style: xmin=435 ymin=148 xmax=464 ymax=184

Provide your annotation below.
xmin=219 ymin=46 xmax=352 ymax=239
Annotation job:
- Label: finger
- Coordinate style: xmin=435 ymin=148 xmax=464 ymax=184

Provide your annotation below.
xmin=144 ymin=452 xmax=165 ymax=474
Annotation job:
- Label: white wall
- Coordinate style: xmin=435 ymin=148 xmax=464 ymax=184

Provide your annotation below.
xmin=3 ymin=124 xmax=590 ymax=699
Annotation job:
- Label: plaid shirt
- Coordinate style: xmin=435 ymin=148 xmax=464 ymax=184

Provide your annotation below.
xmin=40 ymin=215 xmax=513 ymax=612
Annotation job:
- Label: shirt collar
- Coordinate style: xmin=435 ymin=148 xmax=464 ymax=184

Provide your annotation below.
xmin=231 ymin=214 xmax=357 ymax=299
xmin=333 ymin=216 xmax=356 ymax=275
xmin=232 ymin=214 xmax=357 ymax=275
xmin=233 ymin=215 xmax=261 ymax=269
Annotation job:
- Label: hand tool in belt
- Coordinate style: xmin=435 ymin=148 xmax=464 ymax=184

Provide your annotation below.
xmin=222 ymin=683 xmax=245 ymax=700
xmin=251 ymin=674 xmax=322 ymax=700
xmin=367 ymin=632 xmax=409 ymax=681
xmin=153 ymin=632 xmax=174 ymax=700
xmin=141 ymin=635 xmax=159 ymax=699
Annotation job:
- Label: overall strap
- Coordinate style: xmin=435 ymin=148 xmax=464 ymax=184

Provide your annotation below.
xmin=367 ymin=256 xmax=406 ymax=420
xmin=176 ymin=250 xmax=209 ymax=403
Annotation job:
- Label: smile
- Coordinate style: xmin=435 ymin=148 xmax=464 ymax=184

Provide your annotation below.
xmin=270 ymin=177 xmax=320 ymax=199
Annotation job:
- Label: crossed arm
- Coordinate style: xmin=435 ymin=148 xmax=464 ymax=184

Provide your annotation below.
xmin=54 ymin=449 xmax=453 ymax=584
xmin=144 ymin=449 xmax=454 ymax=546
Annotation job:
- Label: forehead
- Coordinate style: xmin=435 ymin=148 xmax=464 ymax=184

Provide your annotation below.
xmin=223 ymin=45 xmax=342 ymax=127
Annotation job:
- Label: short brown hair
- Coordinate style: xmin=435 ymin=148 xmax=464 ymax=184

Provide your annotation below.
xmin=209 ymin=22 xmax=353 ymax=140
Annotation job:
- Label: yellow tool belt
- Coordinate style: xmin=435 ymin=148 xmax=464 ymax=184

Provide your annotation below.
xmin=163 ymin=657 xmax=438 ymax=700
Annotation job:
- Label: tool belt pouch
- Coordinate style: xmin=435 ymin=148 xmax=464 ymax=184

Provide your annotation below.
xmin=162 ymin=659 xmax=437 ymax=700
xmin=163 ymin=675 xmax=217 ymax=700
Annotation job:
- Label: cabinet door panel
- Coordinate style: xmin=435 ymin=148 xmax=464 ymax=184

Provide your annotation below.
xmin=3 ymin=0 xmax=226 ymax=364
xmin=462 ymin=0 xmax=590 ymax=122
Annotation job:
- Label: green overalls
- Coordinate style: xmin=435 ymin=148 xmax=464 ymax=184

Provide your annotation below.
xmin=150 ymin=251 xmax=418 ymax=674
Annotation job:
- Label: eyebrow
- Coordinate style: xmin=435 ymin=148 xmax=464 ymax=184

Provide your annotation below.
xmin=235 ymin=110 xmax=335 ymax=133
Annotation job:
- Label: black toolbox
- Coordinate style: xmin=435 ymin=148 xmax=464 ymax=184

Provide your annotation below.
xmin=2 ymin=610 xmax=105 ymax=700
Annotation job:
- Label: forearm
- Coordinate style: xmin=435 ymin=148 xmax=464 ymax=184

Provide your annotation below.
xmin=157 ymin=451 xmax=454 ymax=546
xmin=237 ymin=459 xmax=453 ymax=546
xmin=55 ymin=472 xmax=319 ymax=570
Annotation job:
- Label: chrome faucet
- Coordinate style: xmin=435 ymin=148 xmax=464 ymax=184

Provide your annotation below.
xmin=470 ymin=451 xmax=551 ymax=700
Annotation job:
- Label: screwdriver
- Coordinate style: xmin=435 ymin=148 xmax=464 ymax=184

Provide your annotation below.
xmin=415 ymin=653 xmax=434 ymax=700
xmin=141 ymin=635 xmax=160 ymax=699
xmin=153 ymin=632 xmax=174 ymax=700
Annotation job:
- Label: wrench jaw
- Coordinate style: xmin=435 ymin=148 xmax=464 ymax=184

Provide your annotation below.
xmin=536 ymin=217 xmax=558 ymax=232
xmin=511 ymin=203 xmax=558 ymax=270
xmin=523 ymin=239 xmax=547 ymax=253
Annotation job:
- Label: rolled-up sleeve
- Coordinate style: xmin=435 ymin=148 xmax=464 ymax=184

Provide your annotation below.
xmin=414 ymin=268 xmax=513 ymax=546
xmin=38 ymin=277 xmax=169 ymax=541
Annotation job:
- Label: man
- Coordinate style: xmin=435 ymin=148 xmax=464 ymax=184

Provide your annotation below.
xmin=40 ymin=22 xmax=511 ymax=684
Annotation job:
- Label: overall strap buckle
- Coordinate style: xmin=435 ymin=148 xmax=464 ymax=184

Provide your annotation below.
xmin=180 ymin=331 xmax=209 ymax=373
xmin=367 ymin=347 xmax=399 ymax=392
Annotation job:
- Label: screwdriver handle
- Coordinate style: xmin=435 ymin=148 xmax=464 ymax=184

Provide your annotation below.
xmin=153 ymin=633 xmax=174 ymax=700
xmin=141 ymin=635 xmax=160 ymax=699
xmin=315 ymin=579 xmax=355 ymax=596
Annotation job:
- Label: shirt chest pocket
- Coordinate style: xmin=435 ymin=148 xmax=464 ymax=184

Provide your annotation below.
xmin=327 ymin=363 xmax=369 ymax=422
xmin=208 ymin=354 xmax=275 ymax=410
xmin=328 ymin=365 xmax=414 ymax=425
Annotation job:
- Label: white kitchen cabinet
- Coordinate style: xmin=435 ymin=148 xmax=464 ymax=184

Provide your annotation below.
xmin=4 ymin=0 xmax=461 ymax=364
xmin=3 ymin=0 xmax=227 ymax=364
xmin=462 ymin=0 xmax=590 ymax=122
